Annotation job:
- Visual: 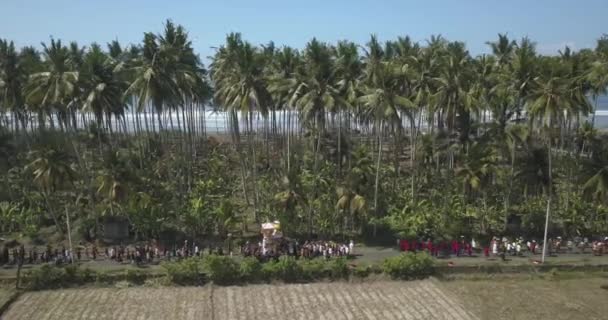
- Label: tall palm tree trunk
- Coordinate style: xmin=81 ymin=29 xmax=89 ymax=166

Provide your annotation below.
xmin=541 ymin=135 xmax=553 ymax=263
xmin=373 ymin=120 xmax=384 ymax=237
xmin=248 ymin=112 xmax=260 ymax=222
xmin=230 ymin=111 xmax=252 ymax=217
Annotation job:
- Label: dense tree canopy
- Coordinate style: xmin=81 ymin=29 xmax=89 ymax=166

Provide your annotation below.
xmin=1 ymin=21 xmax=608 ymax=244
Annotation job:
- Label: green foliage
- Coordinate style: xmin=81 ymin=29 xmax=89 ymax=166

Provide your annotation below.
xmin=382 ymin=252 xmax=435 ymax=280
xmin=201 ymin=255 xmax=240 ymax=285
xmin=299 ymin=258 xmax=328 ymax=280
xmin=239 ymin=257 xmax=263 ymax=282
xmin=327 ymin=257 xmax=350 ymax=279
xmin=25 ymin=264 xmax=97 ymax=290
xmin=262 ymin=257 xmax=302 ymax=283
xmin=163 ymin=258 xmax=204 ymax=285
xmin=95 ymin=270 xmax=112 ymax=284
xmin=124 ymin=269 xmax=146 ymax=285
xmin=25 ymin=264 xmax=67 ymax=290
xmin=3 ymin=26 xmax=608 ymax=249
xmin=354 ymin=263 xmax=382 ymax=278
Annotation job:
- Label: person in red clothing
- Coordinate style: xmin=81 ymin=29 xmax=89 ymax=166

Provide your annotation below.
xmin=483 ymin=246 xmax=490 ymax=257
xmin=465 ymin=242 xmax=473 ymax=256
xmin=401 ymin=239 xmax=410 ymax=252
xmin=460 ymin=236 xmax=466 ymax=256
xmin=451 ymin=239 xmax=459 ymax=256
xmin=530 ymin=240 xmax=537 ymax=254
xmin=439 ymin=241 xmax=447 ymax=257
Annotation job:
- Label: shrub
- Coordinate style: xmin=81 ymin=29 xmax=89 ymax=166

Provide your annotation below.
xmin=261 ymin=260 xmax=279 ymax=280
xmin=239 ymin=257 xmax=263 ymax=282
xmin=353 ymin=264 xmax=372 ymax=278
xmin=79 ymin=268 xmax=96 ymax=283
xmin=370 ymin=264 xmax=383 ymax=274
xmin=95 ymin=271 xmax=112 ymax=285
xmin=163 ymin=258 xmax=203 ymax=285
xmin=327 ymin=257 xmax=349 ymax=280
xmin=25 ymin=264 xmax=68 ymax=290
xmin=201 ymin=255 xmax=240 ymax=285
xmin=299 ymin=259 xmax=328 ymax=280
xmin=125 ymin=269 xmax=146 ymax=285
xmin=274 ymin=257 xmax=302 ymax=282
xmin=24 ymin=264 xmax=100 ymax=289
xmin=263 ymin=257 xmax=302 ymax=283
xmin=382 ymin=252 xmax=435 ymax=280
xmin=64 ymin=265 xmax=80 ymax=282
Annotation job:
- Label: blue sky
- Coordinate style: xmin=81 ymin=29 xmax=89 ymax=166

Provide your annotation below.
xmin=2 ymin=0 xmax=607 ymax=64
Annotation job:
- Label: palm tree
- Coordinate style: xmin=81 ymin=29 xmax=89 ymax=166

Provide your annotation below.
xmin=124 ymin=29 xmax=178 ymax=134
xmin=455 ymin=141 xmax=498 ymax=204
xmin=267 ymin=46 xmax=301 ymax=172
xmin=336 ymin=187 xmax=366 ymax=234
xmin=274 ymin=173 xmax=306 ymax=235
xmin=26 ymin=148 xmax=77 ymax=231
xmin=358 ymin=57 xmax=414 ymax=234
xmin=433 ymin=41 xmax=475 ymax=152
xmin=486 ymin=33 xmax=516 ymax=66
xmin=0 ymin=39 xmax=27 ymax=132
xmin=526 ymin=69 xmax=577 ymax=262
xmin=511 ymin=37 xmax=538 ymax=118
xmin=283 ymin=38 xmax=344 ymax=234
xmin=81 ymin=43 xmax=127 ymax=131
xmin=583 ymin=167 xmax=608 ymax=204
xmin=334 ymin=40 xmax=362 ymax=175
xmin=25 ymin=38 xmax=79 ymax=131
xmin=211 ymin=33 xmax=272 ymax=222
xmin=289 ymin=38 xmax=344 ymax=167
xmin=587 ymin=59 xmax=608 ymax=128
xmin=406 ymin=44 xmax=438 ymax=201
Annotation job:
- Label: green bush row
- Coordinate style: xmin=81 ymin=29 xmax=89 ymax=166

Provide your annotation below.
xmin=163 ymin=255 xmax=353 ymax=285
xmin=22 ymin=252 xmax=435 ymax=289
xmin=382 ymin=252 xmax=435 ymax=280
xmin=164 ymin=252 xmax=434 ymax=285
xmin=23 ymin=264 xmax=150 ymax=290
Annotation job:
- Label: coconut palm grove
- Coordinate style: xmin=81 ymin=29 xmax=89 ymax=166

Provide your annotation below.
xmin=2 ymin=21 xmax=608 ymax=244
xmin=5 ymin=0 xmax=608 ymax=315
xmin=2 ymin=8 xmax=608 ymax=318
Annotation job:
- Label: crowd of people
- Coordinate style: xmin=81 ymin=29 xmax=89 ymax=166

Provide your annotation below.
xmin=1 ymin=235 xmax=607 ymax=267
xmin=0 ymin=240 xmax=231 ymax=267
xmin=399 ymin=237 xmax=474 ymax=257
xmin=0 ymin=243 xmax=79 ymax=266
xmin=398 ymin=236 xmax=608 ymax=259
xmin=241 ymin=239 xmax=355 ymax=261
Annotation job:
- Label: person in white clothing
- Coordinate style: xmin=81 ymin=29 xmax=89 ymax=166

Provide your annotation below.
xmin=349 ymin=240 xmax=354 ymax=256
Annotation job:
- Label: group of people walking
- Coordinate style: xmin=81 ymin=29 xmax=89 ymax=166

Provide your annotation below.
xmin=398 ymin=235 xmax=608 ymax=260
xmin=0 ymin=240 xmax=230 ymax=267
xmin=0 ymin=244 xmax=78 ymax=265
xmin=242 ymin=239 xmax=355 ymax=261
xmin=399 ymin=237 xmax=474 ymax=257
